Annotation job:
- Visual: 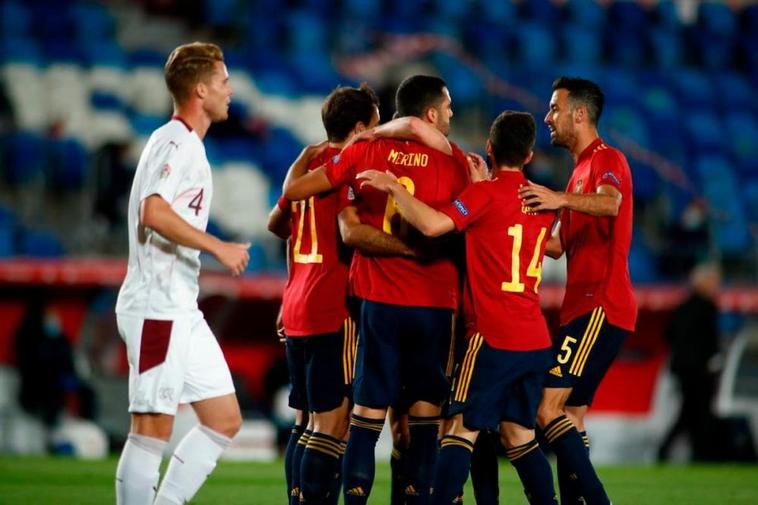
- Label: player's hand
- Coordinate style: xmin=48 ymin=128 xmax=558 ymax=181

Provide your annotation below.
xmin=304 ymin=140 xmax=329 ymax=159
xmin=355 ymin=169 xmax=399 ymax=193
xmin=466 ymin=152 xmax=489 ymax=183
xmin=518 ymin=180 xmax=566 ymax=211
xmin=214 ymin=241 xmax=250 ymax=276
xmin=342 ymin=128 xmax=376 ymax=151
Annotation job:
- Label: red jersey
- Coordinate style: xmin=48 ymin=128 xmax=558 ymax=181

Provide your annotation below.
xmin=325 ymin=139 xmax=468 ymax=309
xmin=440 ymin=171 xmax=554 ymax=351
xmin=281 ymin=147 xmax=351 ymax=336
xmin=559 ymin=138 xmax=638 ymax=331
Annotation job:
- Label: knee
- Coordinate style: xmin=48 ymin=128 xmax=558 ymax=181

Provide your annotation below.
xmin=209 ymin=412 xmax=242 ymax=439
xmin=536 ymin=404 xmax=563 ymax=429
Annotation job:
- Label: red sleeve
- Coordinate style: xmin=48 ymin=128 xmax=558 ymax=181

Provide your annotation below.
xmin=438 ymin=182 xmax=492 ymax=232
xmin=323 ymin=142 xmax=367 ymax=188
xmin=450 ymin=143 xmax=472 ymax=185
xmin=590 ymin=149 xmax=625 ymax=191
xmin=277 ymin=195 xmax=288 ymax=210
xmin=336 ymin=185 xmax=353 ymax=213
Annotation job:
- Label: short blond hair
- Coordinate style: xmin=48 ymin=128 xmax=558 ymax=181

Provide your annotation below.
xmin=164 ymin=42 xmax=224 ymax=104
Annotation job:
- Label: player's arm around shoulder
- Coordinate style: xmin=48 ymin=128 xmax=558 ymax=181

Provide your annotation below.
xmin=337 ymin=205 xmax=415 ymax=257
xmin=282 ymin=141 xmax=333 ymax=201
xmin=141 ymin=195 xmax=250 ymax=275
xmin=355 ymin=169 xmax=455 ymax=238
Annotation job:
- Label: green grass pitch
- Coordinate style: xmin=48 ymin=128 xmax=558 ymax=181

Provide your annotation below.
xmin=1 ymin=457 xmax=757 ymax=504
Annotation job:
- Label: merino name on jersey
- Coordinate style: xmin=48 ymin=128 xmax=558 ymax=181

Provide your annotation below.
xmin=387 ymin=149 xmax=429 ymax=167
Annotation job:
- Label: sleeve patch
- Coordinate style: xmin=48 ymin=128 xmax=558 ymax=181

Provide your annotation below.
xmin=453 ymin=199 xmax=469 ymax=217
xmin=599 ymin=170 xmax=621 ymax=186
xmin=347 ymin=186 xmax=355 ymax=201
xmin=332 ymin=154 xmax=341 ymax=164
xmin=159 ymin=163 xmax=171 ymax=179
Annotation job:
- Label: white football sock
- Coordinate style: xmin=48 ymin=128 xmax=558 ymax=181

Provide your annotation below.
xmin=153 ymin=425 xmax=232 ymax=505
xmin=116 ymin=433 xmax=166 ymax=505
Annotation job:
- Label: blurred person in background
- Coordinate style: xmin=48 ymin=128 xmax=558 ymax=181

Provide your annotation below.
xmin=520 ymin=77 xmax=637 ymax=505
xmin=114 ymin=42 xmax=250 ymax=505
xmin=658 ymin=262 xmax=722 ymax=462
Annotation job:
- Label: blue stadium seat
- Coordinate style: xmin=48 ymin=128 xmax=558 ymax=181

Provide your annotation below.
xmin=261 ymin=128 xmax=303 ymax=185
xmin=519 ymin=0 xmax=561 ymax=24
xmin=725 ymin=111 xmax=758 ymax=177
xmin=742 ymin=180 xmax=758 ymax=223
xmin=130 ymin=113 xmax=166 ymax=137
xmin=698 ymin=2 xmax=738 ymax=35
xmin=47 ymin=138 xmax=88 ymax=190
xmin=565 ymin=0 xmax=606 ymax=29
xmin=695 ymin=155 xmax=751 ymax=254
xmin=19 ymin=230 xmax=64 ymax=258
xmin=30 ymin=3 xmax=73 ymax=44
xmin=515 ymin=23 xmax=556 ymax=66
xmin=203 ymin=0 xmax=240 ymax=29
xmin=0 ymin=36 xmax=44 ymax=65
xmin=668 ymin=70 xmax=715 ymax=109
xmin=718 ymin=72 xmax=755 ymax=114
xmin=287 ymin=10 xmax=327 ymax=54
xmin=684 ymin=112 xmax=723 ymax=154
xmin=0 ymin=1 xmax=32 ymax=39
xmin=1 ymin=132 xmax=46 ymax=186
xmin=475 ymin=0 xmax=515 ymax=27
xmin=82 ymin=41 xmax=127 ymax=68
xmin=343 ymin=0 xmax=381 ymax=18
xmin=561 ymin=24 xmax=602 ymax=65
xmin=648 ymin=28 xmax=684 ymax=67
xmin=71 ymin=2 xmax=114 ymax=43
xmin=600 ymin=68 xmax=640 ymax=108
xmin=652 ymin=0 xmax=680 ymax=30
xmin=0 ymin=204 xmax=18 ymax=256
xmin=629 ymin=237 xmax=659 ymax=283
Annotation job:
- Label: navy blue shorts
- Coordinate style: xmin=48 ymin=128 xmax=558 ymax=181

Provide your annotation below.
xmin=448 ymin=333 xmax=552 ymax=431
xmin=353 ymin=300 xmax=454 ymax=410
xmin=285 ymin=318 xmax=358 ymax=413
xmin=543 ymin=307 xmax=630 ymax=406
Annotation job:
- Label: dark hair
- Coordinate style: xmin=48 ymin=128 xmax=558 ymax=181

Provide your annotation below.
xmin=552 ymin=76 xmax=604 ymax=125
xmin=321 ymin=83 xmax=379 ymax=142
xmin=489 ymin=111 xmax=536 ymax=167
xmin=165 ymin=42 xmax=224 ymax=104
xmin=395 ymin=75 xmax=447 ymax=118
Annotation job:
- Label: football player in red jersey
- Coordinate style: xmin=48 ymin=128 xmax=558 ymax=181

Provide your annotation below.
xmin=519 ymin=77 xmax=638 ymax=505
xmin=359 ymin=110 xmax=559 ymax=505
xmin=284 ymin=75 xmax=470 ymax=505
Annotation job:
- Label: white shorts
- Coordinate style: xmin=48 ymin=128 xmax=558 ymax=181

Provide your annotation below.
xmin=117 ymin=312 xmax=235 ymax=415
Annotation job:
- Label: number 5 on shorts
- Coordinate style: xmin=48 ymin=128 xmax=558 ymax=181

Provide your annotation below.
xmin=557 ymin=336 xmax=577 ymax=364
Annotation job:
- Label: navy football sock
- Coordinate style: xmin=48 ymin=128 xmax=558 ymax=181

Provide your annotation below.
xmin=470 ymin=430 xmax=499 ymax=505
xmin=343 ymin=415 xmax=384 ymax=505
xmin=545 ymin=417 xmax=609 ymax=505
xmin=285 ymin=425 xmax=305 ymax=501
xmin=505 ymin=439 xmax=558 ymax=505
xmin=325 ymin=442 xmax=346 ymax=505
xmin=558 ymin=430 xmax=589 ymax=505
xmin=405 ymin=416 xmax=441 ymax=504
xmin=390 ymin=444 xmax=407 ymax=505
xmin=291 ymin=429 xmax=312 ymax=505
xmin=431 ymin=435 xmax=473 ymax=505
xmin=301 ymin=432 xmax=343 ymax=505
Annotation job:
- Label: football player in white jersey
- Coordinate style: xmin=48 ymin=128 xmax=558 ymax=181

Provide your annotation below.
xmin=114 ymin=42 xmax=250 ymax=505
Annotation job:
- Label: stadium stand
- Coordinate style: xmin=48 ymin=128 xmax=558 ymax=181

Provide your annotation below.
xmin=0 ymin=0 xmax=756 ymax=461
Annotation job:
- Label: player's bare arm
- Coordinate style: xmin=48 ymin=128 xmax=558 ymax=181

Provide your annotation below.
xmin=518 ymin=180 xmax=622 ymax=216
xmin=348 ymin=116 xmax=453 ymax=155
xmin=338 ymin=206 xmax=416 ymax=257
xmin=281 ymin=140 xmax=329 ymax=193
xmin=356 ymin=169 xmax=455 ymax=238
xmin=141 ymin=194 xmax=249 ymax=275
xmin=267 ymin=203 xmax=291 ymax=240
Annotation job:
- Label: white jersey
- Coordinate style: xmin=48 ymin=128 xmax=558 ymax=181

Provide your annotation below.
xmin=116 ymin=118 xmax=213 ymax=319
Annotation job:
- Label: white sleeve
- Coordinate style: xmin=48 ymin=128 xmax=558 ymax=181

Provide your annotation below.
xmin=139 ymin=139 xmax=188 ymax=203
